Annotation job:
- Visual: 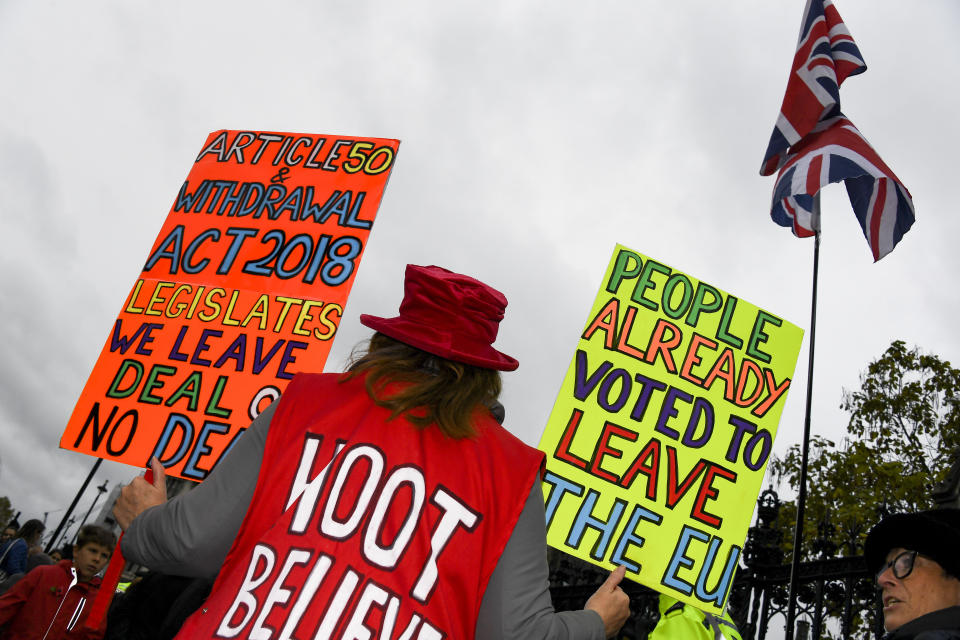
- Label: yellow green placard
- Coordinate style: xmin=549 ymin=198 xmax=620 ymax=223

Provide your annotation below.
xmin=538 ymin=245 xmax=804 ymax=614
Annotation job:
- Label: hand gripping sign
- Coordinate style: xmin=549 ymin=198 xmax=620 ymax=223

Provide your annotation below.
xmin=537 ymin=245 xmax=803 ymax=615
xmin=61 ymin=130 xmax=400 ymax=480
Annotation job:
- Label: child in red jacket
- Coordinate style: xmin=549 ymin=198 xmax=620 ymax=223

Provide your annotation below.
xmin=0 ymin=524 xmax=115 ymax=639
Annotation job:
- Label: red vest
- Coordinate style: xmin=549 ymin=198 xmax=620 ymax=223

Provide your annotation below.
xmin=177 ymin=373 xmax=543 ymax=639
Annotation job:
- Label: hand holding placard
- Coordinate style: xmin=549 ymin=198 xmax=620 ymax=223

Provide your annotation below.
xmin=87 ymin=465 xmax=159 ymax=629
xmin=113 ymin=457 xmax=167 ymax=530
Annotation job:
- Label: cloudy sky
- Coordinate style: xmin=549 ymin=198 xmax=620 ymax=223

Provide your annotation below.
xmin=1 ymin=0 xmax=958 ymax=561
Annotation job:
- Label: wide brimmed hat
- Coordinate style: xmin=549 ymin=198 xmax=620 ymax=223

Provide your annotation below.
xmin=864 ymin=508 xmax=960 ymax=579
xmin=360 ymin=264 xmax=518 ymax=371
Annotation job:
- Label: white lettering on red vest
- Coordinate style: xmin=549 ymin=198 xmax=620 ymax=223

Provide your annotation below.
xmin=218 ymin=546 xmax=446 ymax=639
xmin=315 ymin=566 xmax=361 ymax=637
xmin=363 ymin=465 xmax=426 ymax=569
xmin=285 ymin=436 xmax=346 ymax=534
xmin=321 ymin=445 xmax=385 ymax=540
xmin=410 ymin=487 xmax=480 ymax=603
xmin=217 ymin=544 xmax=276 ymax=636
xmin=277 ymin=552 xmax=334 ymax=639
xmin=342 ymin=581 xmax=390 ymax=640
xmin=250 ymin=548 xmax=311 ymax=639
xmin=217 ymin=439 xmax=480 ymax=637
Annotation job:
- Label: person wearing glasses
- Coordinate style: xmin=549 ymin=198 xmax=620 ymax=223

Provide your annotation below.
xmin=864 ymin=509 xmax=960 ymax=638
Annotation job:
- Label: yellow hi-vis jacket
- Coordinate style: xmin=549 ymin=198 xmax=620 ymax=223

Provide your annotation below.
xmin=650 ymin=595 xmax=743 ymax=640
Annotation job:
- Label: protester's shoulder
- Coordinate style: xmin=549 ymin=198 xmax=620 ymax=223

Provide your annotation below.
xmin=28 ymin=560 xmax=71 ymax=580
xmin=1 ymin=538 xmax=26 ymax=555
xmin=293 ymin=371 xmax=343 ymax=387
xmin=272 ymin=372 xmax=361 ymax=415
xmin=473 ymin=410 xmax=524 ymax=445
xmin=28 ymin=561 xmax=60 ymax=576
xmin=473 ymin=412 xmax=544 ymax=464
xmin=277 ymin=372 xmax=350 ymax=402
xmin=898 ymin=606 xmax=960 ymax=639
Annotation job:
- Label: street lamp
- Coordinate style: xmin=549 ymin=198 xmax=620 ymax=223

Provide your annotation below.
xmin=56 ymin=517 xmax=76 ymax=551
xmin=73 ymin=480 xmax=109 ymax=542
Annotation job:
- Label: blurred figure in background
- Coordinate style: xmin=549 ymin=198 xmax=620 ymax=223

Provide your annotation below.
xmin=0 ymin=524 xmax=115 ymax=639
xmin=0 ymin=520 xmax=44 ymax=579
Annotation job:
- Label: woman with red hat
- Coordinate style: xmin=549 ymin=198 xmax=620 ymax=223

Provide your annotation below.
xmin=115 ymin=265 xmax=630 ymax=639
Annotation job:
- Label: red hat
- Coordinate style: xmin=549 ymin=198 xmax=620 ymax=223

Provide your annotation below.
xmin=360 ymin=265 xmax=519 ymax=371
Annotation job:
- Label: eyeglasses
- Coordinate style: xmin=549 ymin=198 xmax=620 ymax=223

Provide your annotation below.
xmin=875 ymin=550 xmax=919 ymax=582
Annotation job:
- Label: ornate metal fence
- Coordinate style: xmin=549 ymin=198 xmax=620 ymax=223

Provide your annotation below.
xmin=728 ymin=488 xmax=884 ymax=640
xmin=548 ymin=454 xmax=960 ymax=638
xmin=548 ymin=548 xmax=660 ymax=639
xmin=548 ymin=488 xmax=884 ymax=639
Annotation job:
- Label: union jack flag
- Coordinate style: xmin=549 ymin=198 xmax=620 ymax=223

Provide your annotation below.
xmin=760 ymin=0 xmax=866 ymax=176
xmin=771 ymin=116 xmax=915 ymax=261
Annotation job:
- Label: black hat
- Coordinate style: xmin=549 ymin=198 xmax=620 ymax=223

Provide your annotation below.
xmin=864 ymin=509 xmax=960 ymax=579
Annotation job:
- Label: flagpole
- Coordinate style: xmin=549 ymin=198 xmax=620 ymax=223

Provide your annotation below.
xmin=785 ymin=195 xmax=821 ymax=640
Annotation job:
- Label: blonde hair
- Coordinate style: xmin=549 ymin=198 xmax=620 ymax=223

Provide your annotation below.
xmin=345 ymin=333 xmax=502 ymax=438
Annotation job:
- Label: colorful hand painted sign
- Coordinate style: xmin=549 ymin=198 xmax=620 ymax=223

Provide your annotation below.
xmin=61 ymin=130 xmax=400 ymax=480
xmin=538 ymin=245 xmax=804 ymax=614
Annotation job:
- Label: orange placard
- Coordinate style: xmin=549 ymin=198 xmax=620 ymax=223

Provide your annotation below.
xmin=61 ymin=130 xmax=400 ymax=480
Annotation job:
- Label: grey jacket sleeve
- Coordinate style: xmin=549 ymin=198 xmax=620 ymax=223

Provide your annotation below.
xmin=121 ymin=402 xmax=276 ymax=579
xmin=123 ymin=402 xmax=604 ymax=638
xmin=475 ymin=479 xmax=606 ymax=640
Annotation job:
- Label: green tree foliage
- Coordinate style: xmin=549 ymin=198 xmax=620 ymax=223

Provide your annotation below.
xmin=766 ymin=341 xmax=960 ymax=638
xmin=772 ymin=436 xmax=879 ymax=559
xmin=773 ymin=340 xmax=960 ymax=558
xmin=843 ymin=340 xmax=960 ymax=487
xmin=0 ymin=496 xmax=13 ymax=529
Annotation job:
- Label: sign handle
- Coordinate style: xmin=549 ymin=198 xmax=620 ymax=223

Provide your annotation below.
xmin=84 ymin=468 xmax=154 ymax=629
